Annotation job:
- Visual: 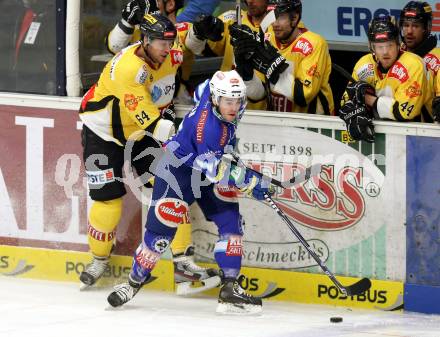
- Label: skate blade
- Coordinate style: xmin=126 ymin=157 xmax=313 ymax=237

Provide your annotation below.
xmin=216 ymin=302 xmax=262 ymax=315
xmin=79 ymin=282 xmax=92 ymax=291
xmin=175 ymin=276 xmax=221 ymax=296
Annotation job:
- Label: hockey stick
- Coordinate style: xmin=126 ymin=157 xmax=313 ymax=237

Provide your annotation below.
xmin=332 ymin=63 xmax=356 ymax=83
xmin=236 ymin=0 xmax=242 ymax=25
xmin=227 ymin=152 xmax=322 ymax=189
xmin=264 ymin=193 xmax=372 ymax=296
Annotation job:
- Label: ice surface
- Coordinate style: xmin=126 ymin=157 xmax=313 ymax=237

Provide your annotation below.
xmin=0 ymin=277 xmax=439 ymax=337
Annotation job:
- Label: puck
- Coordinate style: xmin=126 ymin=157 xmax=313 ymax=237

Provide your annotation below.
xmin=330 ymin=317 xmax=343 ymax=323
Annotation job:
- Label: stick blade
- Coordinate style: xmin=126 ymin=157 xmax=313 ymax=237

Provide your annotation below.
xmin=345 ymin=278 xmax=371 ymax=296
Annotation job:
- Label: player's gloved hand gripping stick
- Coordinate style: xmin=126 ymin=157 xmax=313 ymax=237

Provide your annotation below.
xmin=229 ymin=152 xmax=372 ymax=296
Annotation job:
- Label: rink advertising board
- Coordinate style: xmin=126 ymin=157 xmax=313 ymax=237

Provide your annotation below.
xmin=302 ymin=0 xmax=440 ymax=47
xmin=0 ymin=244 xmax=174 ymax=291
xmin=193 ymin=117 xmax=406 ymax=283
xmin=1 ymin=96 xmax=440 ymax=313
xmin=0 ymin=103 xmax=144 ymax=256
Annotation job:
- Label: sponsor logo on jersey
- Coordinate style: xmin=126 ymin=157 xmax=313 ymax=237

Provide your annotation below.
xmin=86 ymin=169 xmax=115 ymax=185
xmin=87 ymin=224 xmax=115 ymax=242
xmin=151 ymin=85 xmax=163 ymax=103
xmin=424 ymin=53 xmax=440 ymax=74
xmin=406 ymin=81 xmax=422 ymax=98
xmin=214 ymin=185 xmax=238 ymax=202
xmin=219 ymin=124 xmax=228 ymax=146
xmin=306 ymin=63 xmax=321 ymax=78
xmin=196 ymin=109 xmax=209 ymax=143
xmin=292 ymin=37 xmax=313 ymax=56
xmin=124 ymin=94 xmax=144 ymax=111
xmin=223 ymin=11 xmax=236 ymax=21
xmin=175 ymin=22 xmax=189 ymax=32
xmin=357 ymin=63 xmax=375 ymax=81
xmin=170 ymin=49 xmax=183 ymax=66
xmin=135 ymin=247 xmax=160 ymax=270
xmin=155 ymin=198 xmax=189 ymax=228
xmin=135 ymin=64 xmax=148 ymax=84
xmin=226 ymin=235 xmax=243 ymax=256
xmin=388 ymin=62 xmax=409 ymax=83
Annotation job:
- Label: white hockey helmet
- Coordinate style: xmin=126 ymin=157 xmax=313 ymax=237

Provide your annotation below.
xmin=209 ymin=70 xmax=247 ymax=124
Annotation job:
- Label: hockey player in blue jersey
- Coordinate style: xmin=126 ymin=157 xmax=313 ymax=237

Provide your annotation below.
xmin=107 ymin=70 xmax=273 ymax=314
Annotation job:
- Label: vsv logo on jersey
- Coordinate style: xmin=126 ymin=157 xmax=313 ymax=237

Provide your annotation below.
xmin=388 ymin=62 xmax=409 ymax=83
xmin=292 ymin=37 xmax=313 ymax=56
xmin=170 ymin=49 xmax=183 ymax=66
xmin=86 ymin=169 xmax=115 ymax=185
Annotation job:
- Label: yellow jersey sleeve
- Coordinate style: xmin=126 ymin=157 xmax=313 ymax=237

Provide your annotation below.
xmin=292 ymin=32 xmax=332 ymax=106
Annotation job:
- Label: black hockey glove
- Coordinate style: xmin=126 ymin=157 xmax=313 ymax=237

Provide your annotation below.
xmin=251 ymin=41 xmax=288 ymax=85
xmin=161 ymin=105 xmax=176 ymax=122
xmin=346 ymin=81 xmax=376 ymax=106
xmin=339 ymin=100 xmax=375 ymax=143
xmin=229 ymin=23 xmax=261 ymax=48
xmin=234 ymin=49 xmax=254 ymax=81
xmin=432 ymin=96 xmax=440 ymax=123
xmin=121 ymin=0 xmax=148 ymax=26
xmin=193 ymin=15 xmax=224 ymax=41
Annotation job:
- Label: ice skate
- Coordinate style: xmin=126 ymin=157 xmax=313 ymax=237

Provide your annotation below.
xmin=107 ymin=274 xmax=144 ymax=308
xmin=216 ymin=275 xmax=262 ymax=314
xmin=79 ymin=255 xmax=109 ymax=290
xmin=173 ymin=246 xmax=221 ymax=296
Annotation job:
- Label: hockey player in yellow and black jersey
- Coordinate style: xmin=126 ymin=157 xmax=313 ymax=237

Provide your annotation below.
xmin=184 ymin=0 xmax=274 ymax=110
xmin=228 ymin=0 xmax=334 ymax=115
xmin=78 ymin=13 xmax=219 ymax=293
xmin=400 ymin=1 xmax=440 ymax=122
xmin=85 ymin=9 xmax=219 ymax=295
xmin=339 ymin=16 xmax=429 ymax=143
xmin=106 ymin=0 xmax=194 ymax=105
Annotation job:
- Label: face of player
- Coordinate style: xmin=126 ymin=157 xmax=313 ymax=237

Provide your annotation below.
xmin=372 ymin=41 xmax=400 ymax=70
xmin=144 ymin=38 xmax=174 ymax=64
xmin=246 ymin=0 xmax=268 ymax=18
xmin=158 ymin=0 xmax=175 ymax=14
xmin=272 ymin=12 xmax=299 ymax=42
xmin=401 ymin=20 xmax=426 ymax=50
xmin=218 ymin=97 xmax=243 ymax=123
